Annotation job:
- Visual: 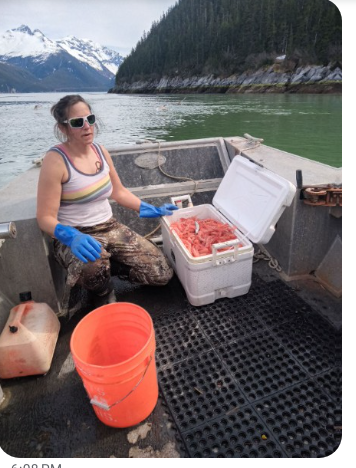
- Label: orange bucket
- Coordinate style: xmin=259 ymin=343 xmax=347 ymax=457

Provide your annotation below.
xmin=70 ymin=303 xmax=158 ymax=428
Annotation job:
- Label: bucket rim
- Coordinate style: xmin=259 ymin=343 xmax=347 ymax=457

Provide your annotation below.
xmin=70 ymin=302 xmax=154 ymax=370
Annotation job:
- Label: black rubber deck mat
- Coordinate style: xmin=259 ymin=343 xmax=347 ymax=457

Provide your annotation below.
xmin=183 ymin=406 xmax=285 ymax=458
xmin=215 ymin=330 xmax=308 ymax=402
xmin=270 ymin=314 xmax=342 ymax=375
xmin=154 ymin=275 xmax=342 ymax=458
xmin=0 ymin=273 xmax=340 ymax=458
xmin=314 ymin=367 xmax=342 ymax=403
xmin=154 ymin=311 xmax=213 ymax=370
xmin=159 ymin=350 xmax=247 ymax=431
xmin=253 ymin=380 xmax=341 ymax=458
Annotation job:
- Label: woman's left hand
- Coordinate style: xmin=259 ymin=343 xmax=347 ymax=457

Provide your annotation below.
xmin=139 ymin=201 xmax=178 ymax=218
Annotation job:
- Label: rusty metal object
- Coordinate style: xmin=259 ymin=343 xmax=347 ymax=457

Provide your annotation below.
xmin=302 ymin=185 xmax=342 ymax=206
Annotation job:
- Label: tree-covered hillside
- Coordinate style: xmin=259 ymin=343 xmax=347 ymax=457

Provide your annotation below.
xmin=116 ymin=0 xmax=341 ymax=84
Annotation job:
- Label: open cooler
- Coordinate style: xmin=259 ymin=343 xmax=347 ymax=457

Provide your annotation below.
xmin=161 ymin=156 xmax=296 ymax=306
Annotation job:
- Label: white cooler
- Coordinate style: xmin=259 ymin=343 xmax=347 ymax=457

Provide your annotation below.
xmin=161 ymin=156 xmax=296 ymax=306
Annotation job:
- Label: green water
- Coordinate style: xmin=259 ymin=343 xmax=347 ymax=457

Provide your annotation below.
xmin=149 ymin=93 xmax=342 ymax=168
xmin=0 ymin=92 xmax=341 ymax=189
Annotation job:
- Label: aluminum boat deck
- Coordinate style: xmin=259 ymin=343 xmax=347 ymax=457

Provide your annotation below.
xmin=0 ymin=136 xmax=342 ymax=460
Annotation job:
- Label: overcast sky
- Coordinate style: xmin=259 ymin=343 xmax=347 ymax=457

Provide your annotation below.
xmin=0 ymin=0 xmax=178 ymax=56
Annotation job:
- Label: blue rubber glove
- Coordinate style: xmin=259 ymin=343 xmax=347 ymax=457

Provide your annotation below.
xmin=54 ymin=224 xmax=101 ymax=263
xmin=139 ymin=201 xmax=178 ymax=218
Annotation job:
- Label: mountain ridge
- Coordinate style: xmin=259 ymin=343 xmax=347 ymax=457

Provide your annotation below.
xmin=0 ymin=25 xmax=124 ymax=92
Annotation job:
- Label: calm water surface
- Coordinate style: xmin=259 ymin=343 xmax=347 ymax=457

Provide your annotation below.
xmin=0 ymin=92 xmax=341 ymax=189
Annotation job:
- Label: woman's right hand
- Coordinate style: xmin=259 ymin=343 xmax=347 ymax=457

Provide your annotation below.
xmin=54 ymin=224 xmax=101 ymax=263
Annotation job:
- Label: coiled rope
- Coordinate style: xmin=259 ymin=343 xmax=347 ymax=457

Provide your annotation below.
xmin=241 ymin=133 xmax=263 ymax=152
xmin=143 ymin=137 xmax=264 ymax=241
xmin=143 ymin=141 xmax=200 ymax=239
xmin=253 ymin=248 xmax=282 ymax=272
xmin=156 ymin=140 xmax=199 ymax=197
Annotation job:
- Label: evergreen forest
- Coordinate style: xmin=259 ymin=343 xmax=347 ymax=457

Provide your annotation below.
xmin=115 ymin=0 xmax=341 ymax=85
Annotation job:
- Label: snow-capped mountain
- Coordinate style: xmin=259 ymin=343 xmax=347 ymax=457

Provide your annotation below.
xmin=57 ymin=36 xmax=122 ymax=77
xmin=0 ymin=25 xmax=61 ymax=59
xmin=0 ymin=25 xmax=124 ymax=92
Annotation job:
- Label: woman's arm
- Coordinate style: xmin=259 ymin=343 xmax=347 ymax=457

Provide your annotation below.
xmin=102 ymin=145 xmax=178 ymax=218
xmin=37 ymin=151 xmax=101 ymax=263
xmin=102 ymin=146 xmax=141 ymax=211
xmin=36 ymin=151 xmax=65 ymax=236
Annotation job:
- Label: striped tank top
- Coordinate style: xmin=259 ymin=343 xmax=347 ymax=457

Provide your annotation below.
xmin=51 ymin=143 xmax=113 ymax=227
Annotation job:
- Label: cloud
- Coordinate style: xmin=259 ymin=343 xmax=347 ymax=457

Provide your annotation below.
xmin=0 ymin=0 xmax=177 ymax=55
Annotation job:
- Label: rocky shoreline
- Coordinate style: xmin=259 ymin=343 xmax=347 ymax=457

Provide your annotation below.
xmin=109 ymin=64 xmax=341 ymax=94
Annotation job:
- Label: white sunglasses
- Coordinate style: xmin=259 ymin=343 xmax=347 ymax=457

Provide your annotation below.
xmin=63 ymin=114 xmax=96 ymax=128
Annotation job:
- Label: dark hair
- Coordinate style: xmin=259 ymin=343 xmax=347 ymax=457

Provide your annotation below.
xmin=51 ymin=95 xmax=98 ymax=142
xmin=51 ymin=94 xmax=92 ymax=124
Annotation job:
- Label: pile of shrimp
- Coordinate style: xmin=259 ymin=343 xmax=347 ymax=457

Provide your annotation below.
xmin=170 ymin=216 xmax=241 ymax=257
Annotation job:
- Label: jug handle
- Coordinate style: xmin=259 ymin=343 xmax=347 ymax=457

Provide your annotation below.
xmin=9 ymin=304 xmax=27 ymax=332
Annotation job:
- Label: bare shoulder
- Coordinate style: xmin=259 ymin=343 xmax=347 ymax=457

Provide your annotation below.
xmin=98 ymin=144 xmax=124 ymax=187
xmin=43 ymin=148 xmax=65 ymax=164
xmin=39 ymin=149 xmax=67 ymax=182
xmin=98 ymin=144 xmax=113 ymax=162
xmin=99 ymin=145 xmax=117 ymax=172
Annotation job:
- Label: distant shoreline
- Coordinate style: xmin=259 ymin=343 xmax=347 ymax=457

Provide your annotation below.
xmin=109 ymin=64 xmax=342 ymax=95
xmin=110 ymin=82 xmax=341 ymax=95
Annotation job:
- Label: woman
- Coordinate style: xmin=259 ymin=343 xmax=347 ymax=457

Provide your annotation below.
xmin=37 ymin=95 xmax=177 ymax=309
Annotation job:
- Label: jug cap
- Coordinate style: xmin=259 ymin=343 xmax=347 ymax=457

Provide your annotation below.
xmin=19 ymin=291 xmax=32 ymax=302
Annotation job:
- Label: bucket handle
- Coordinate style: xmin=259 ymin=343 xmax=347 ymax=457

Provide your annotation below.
xmin=90 ymin=355 xmax=153 ymax=411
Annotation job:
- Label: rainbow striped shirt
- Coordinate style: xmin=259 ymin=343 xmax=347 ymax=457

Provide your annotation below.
xmin=51 ymin=143 xmax=113 ymax=227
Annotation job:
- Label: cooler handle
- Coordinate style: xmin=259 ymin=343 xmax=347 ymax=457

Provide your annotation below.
xmin=170 ymin=195 xmax=193 ymax=209
xmin=212 ymin=239 xmax=241 ymax=266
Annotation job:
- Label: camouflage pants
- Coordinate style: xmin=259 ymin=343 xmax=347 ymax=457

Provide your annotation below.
xmin=53 ymin=217 xmax=173 ymax=296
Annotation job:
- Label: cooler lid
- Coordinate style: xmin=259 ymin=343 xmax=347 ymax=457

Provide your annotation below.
xmin=213 ymin=156 xmax=296 ymax=244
